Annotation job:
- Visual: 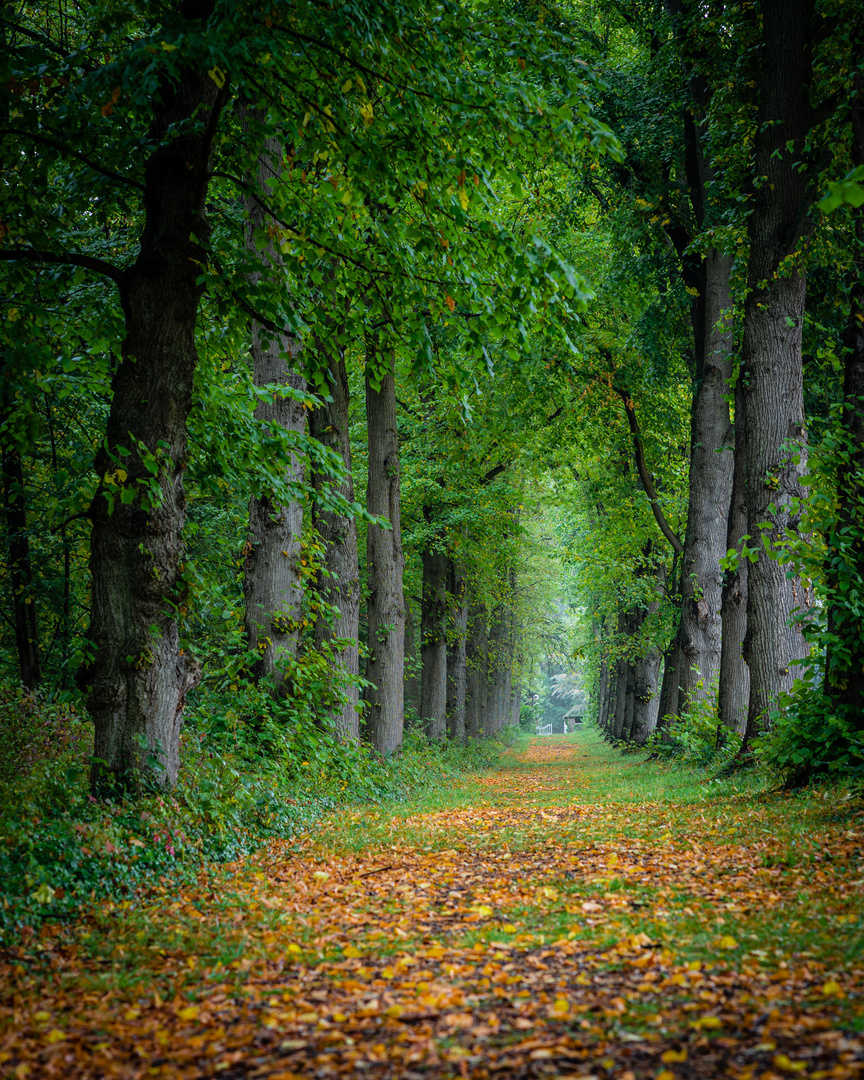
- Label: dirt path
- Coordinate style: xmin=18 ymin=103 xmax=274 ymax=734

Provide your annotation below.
xmin=3 ymin=734 xmax=864 ymax=1078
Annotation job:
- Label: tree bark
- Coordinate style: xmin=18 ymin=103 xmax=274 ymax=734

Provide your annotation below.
xmin=1 ymin=441 xmax=41 ymax=691
xmin=403 ymin=595 xmax=420 ymax=720
xmin=465 ymin=599 xmax=487 ymax=738
xmin=677 ymin=252 xmax=735 ymax=712
xmin=824 ymin=32 xmax=864 ymax=721
xmin=310 ymin=344 xmax=360 ymax=741
xmin=240 ymin=121 xmax=306 ymax=694
xmin=446 ymin=560 xmax=467 ymax=742
xmin=81 ymin=28 xmax=223 ymax=793
xmin=420 ymin=538 xmax=447 ymax=739
xmin=363 ymin=343 xmax=404 ymax=755
xmin=719 ymin=373 xmax=750 ymax=735
xmin=740 ymin=0 xmax=817 ymax=746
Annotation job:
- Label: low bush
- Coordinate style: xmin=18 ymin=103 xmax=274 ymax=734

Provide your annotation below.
xmin=0 ymin=678 xmax=506 ymax=946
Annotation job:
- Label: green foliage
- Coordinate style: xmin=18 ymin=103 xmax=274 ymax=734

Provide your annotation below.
xmin=756 ymin=666 xmax=864 ymax=786
xmin=0 ymin=679 xmax=505 ymax=945
xmin=649 ymin=681 xmax=742 ymax=768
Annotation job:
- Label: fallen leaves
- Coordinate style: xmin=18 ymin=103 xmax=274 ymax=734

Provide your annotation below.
xmin=1 ymin=735 xmax=863 ymax=1078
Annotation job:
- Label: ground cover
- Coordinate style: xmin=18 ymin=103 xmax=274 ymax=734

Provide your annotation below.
xmin=2 ymin=731 xmax=863 ymax=1079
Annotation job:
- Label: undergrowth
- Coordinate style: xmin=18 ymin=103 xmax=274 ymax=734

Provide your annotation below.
xmin=0 ymin=678 xmax=506 ymax=947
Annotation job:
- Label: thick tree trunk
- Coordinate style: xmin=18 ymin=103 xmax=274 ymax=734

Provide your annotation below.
xmin=241 ymin=128 xmax=306 ymax=694
xmin=487 ymin=605 xmax=508 ymax=734
xmin=611 ymin=658 xmax=628 ymax=740
xmin=363 ymin=345 xmax=404 ymax=755
xmin=446 ymin=561 xmax=467 ymax=742
xmin=824 ymin=36 xmax=864 ymax=721
xmin=465 ymin=600 xmax=486 ymax=738
xmin=310 ymin=346 xmax=360 ymax=741
xmin=719 ymin=374 xmax=750 ymax=735
xmin=420 ymin=540 xmax=447 ymax=739
xmin=677 ymin=252 xmax=735 ymax=712
xmin=596 ymin=657 xmax=610 ymax=731
xmin=510 ymin=683 xmax=522 ymax=727
xmin=1 ymin=443 xmax=41 ymax=691
xmin=656 ymin=628 xmax=683 ymax=734
xmin=631 ymin=647 xmax=662 ymax=744
xmin=404 ymin=596 xmax=420 ymax=719
xmin=739 ymin=0 xmax=819 ymax=748
xmin=82 ymin=40 xmax=222 ymax=793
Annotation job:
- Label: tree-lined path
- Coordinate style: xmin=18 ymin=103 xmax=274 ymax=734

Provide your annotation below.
xmin=3 ymin=734 xmax=863 ymax=1078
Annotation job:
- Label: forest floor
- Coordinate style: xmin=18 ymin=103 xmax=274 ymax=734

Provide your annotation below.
xmin=2 ymin=731 xmax=864 ymax=1079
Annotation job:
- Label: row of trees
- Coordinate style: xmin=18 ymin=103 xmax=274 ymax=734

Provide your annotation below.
xmin=558 ymin=0 xmax=863 ymax=768
xmin=3 ymin=0 xmax=863 ymax=792
xmin=2 ymin=0 xmax=609 ymax=790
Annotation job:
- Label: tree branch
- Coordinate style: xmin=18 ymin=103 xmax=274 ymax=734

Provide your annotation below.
xmin=614 ymin=387 xmax=684 ymax=555
xmin=0 ymin=128 xmax=146 ymax=191
xmin=0 ymin=249 xmax=125 ymax=286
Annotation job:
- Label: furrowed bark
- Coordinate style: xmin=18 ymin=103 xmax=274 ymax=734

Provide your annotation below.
xmin=741 ymin=0 xmax=817 ymax=746
xmin=420 ymin=536 xmax=447 ymax=740
xmin=719 ymin=373 xmax=750 ymax=735
xmin=465 ymin=599 xmax=487 ymax=738
xmin=310 ymin=344 xmax=360 ymax=741
xmin=404 ymin=596 xmax=420 ymax=719
xmin=677 ymin=252 xmax=735 ymax=712
xmin=363 ymin=343 xmax=404 ymax=755
xmin=82 ymin=16 xmax=223 ymax=792
xmin=241 ymin=122 xmax=306 ymax=695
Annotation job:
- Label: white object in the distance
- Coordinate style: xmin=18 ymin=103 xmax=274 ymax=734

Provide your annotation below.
xmin=537 ymin=724 xmax=553 ymax=736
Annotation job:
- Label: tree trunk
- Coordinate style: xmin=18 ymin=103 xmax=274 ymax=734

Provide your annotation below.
xmin=677 ymin=252 xmax=735 ymax=712
xmin=465 ymin=600 xmax=486 ymax=739
xmin=446 ymin=560 xmax=467 ymax=742
xmin=81 ymin=40 xmax=223 ymax=793
xmin=611 ymin=656 xmax=628 ymax=741
xmin=719 ymin=373 xmax=750 ymax=735
xmin=241 ymin=126 xmax=306 ymax=695
xmin=404 ymin=596 xmax=420 ymax=720
xmin=420 ymin=540 xmax=447 ymax=739
xmin=631 ymin=647 xmax=662 ymax=744
xmin=511 ymin=683 xmax=522 ymax=727
xmin=596 ymin=657 xmax=610 ymax=731
xmin=310 ymin=345 xmax=360 ymax=741
xmin=740 ymin=0 xmax=818 ymax=747
xmin=487 ymin=604 xmax=508 ymax=734
xmin=656 ymin=628 xmax=683 ymax=734
xmin=824 ymin=33 xmax=864 ymax=722
xmin=363 ymin=344 xmax=404 ymax=755
xmin=1 ymin=442 xmax=41 ymax=691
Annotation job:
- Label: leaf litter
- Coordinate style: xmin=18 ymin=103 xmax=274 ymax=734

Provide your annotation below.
xmin=2 ymin=735 xmax=864 ymax=1078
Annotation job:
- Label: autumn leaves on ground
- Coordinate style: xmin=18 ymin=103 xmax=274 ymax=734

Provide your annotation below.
xmin=3 ymin=734 xmax=864 ymax=1080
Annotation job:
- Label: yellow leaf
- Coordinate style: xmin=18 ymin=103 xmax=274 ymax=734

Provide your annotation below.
xmin=551 ymin=997 xmax=569 ymax=1014
xmin=177 ymin=1005 xmax=199 ymax=1021
xmin=208 ymin=66 xmax=226 ymax=89
xmin=343 ymin=945 xmax=361 ymax=958
xmin=607 ymin=852 xmax=619 ymax=868
xmin=161 ymin=42 xmax=178 ymax=51
xmin=287 ymin=943 xmax=303 ymax=954
xmin=46 ymin=1030 xmax=66 ymax=1044
xmin=822 ymin=980 xmax=842 ymax=997
xmin=774 ymin=1054 xmax=807 ymax=1073
xmin=658 ymin=1072 xmax=675 ymax=1080
xmin=718 ymin=936 xmax=738 ymax=950
xmin=313 ymin=871 xmax=330 ymax=881
xmin=661 ymin=1049 xmax=687 ymax=1064
xmin=458 ymin=188 xmax=469 ymax=211
xmin=385 ymin=1004 xmax=404 ymax=1018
